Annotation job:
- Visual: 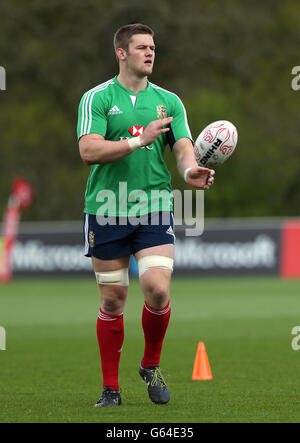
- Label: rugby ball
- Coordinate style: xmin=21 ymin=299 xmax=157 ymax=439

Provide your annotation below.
xmin=194 ymin=120 xmax=238 ymax=167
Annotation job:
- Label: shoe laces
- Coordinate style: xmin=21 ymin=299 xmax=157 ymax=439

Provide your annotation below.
xmin=150 ymin=367 xmax=167 ymax=388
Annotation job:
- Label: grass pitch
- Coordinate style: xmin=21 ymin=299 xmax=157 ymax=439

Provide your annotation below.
xmin=1 ymin=276 xmax=300 ymax=423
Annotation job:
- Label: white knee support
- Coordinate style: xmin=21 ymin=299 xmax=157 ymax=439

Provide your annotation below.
xmin=95 ymin=268 xmax=129 ymax=286
xmin=137 ymin=255 xmax=174 ymax=277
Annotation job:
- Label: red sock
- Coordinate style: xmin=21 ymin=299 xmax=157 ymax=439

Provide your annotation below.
xmin=141 ymin=300 xmax=171 ymax=368
xmin=96 ymin=308 xmax=124 ymax=391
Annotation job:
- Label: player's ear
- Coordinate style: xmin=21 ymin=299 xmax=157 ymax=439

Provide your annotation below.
xmin=116 ymin=47 xmax=127 ymax=61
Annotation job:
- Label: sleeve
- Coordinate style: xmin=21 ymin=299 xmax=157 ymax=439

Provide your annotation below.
xmin=166 ymin=95 xmax=193 ymax=150
xmin=77 ymin=89 xmax=108 ymax=140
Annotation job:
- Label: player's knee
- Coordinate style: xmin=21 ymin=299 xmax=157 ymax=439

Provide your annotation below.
xmin=101 ymin=287 xmax=127 ymax=314
xmin=145 ymin=282 xmax=169 ymax=308
xmin=102 ymin=297 xmax=121 ymax=314
xmin=137 ymin=256 xmax=172 ymax=308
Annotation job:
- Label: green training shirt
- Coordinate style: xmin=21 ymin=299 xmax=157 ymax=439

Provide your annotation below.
xmin=77 ymin=75 xmax=192 ymax=217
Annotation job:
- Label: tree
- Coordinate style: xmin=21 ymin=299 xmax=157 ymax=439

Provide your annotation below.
xmin=1 ymin=0 xmax=299 ymax=220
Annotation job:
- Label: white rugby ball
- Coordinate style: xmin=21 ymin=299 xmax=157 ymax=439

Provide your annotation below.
xmin=194 ymin=120 xmax=238 ymax=167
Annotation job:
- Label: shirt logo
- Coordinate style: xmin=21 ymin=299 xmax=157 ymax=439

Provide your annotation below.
xmin=108 ymin=105 xmax=123 ymax=115
xmin=128 ymin=125 xmax=145 ymax=136
xmin=156 ymin=104 xmax=167 ymax=119
xmin=126 ymin=126 xmax=153 ymax=150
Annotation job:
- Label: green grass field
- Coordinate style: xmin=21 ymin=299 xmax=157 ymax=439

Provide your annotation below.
xmin=1 ymin=276 xmax=300 ymax=423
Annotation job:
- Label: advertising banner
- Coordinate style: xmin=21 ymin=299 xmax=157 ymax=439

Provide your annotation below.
xmin=4 ymin=218 xmax=292 ymax=278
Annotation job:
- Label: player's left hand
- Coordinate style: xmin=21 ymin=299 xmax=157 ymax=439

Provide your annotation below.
xmin=186 ymin=167 xmax=215 ymax=190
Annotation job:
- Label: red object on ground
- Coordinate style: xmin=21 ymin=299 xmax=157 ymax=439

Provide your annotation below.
xmin=192 ymin=341 xmax=213 ymax=380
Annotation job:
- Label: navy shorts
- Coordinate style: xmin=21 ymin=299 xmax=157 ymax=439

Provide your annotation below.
xmin=83 ymin=211 xmax=175 ymax=260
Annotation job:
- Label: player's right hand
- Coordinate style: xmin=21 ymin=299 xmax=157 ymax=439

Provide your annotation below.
xmin=140 ymin=117 xmax=173 ymax=146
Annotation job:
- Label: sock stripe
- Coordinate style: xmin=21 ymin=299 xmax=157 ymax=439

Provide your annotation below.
xmin=98 ymin=310 xmax=123 ymax=321
xmin=144 ymin=302 xmax=171 ymax=316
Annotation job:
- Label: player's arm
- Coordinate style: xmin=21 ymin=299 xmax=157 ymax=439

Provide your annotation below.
xmin=79 ymin=134 xmax=132 ymax=165
xmin=172 ymin=137 xmax=215 ymax=190
xmin=79 ymin=117 xmax=173 ymax=165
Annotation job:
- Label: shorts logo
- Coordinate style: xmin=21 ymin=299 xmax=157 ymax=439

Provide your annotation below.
xmin=156 ymin=104 xmax=167 ymax=119
xmin=166 ymin=226 xmax=175 ymax=238
xmin=128 ymin=125 xmax=145 ymax=136
xmin=89 ymin=231 xmax=95 ymax=247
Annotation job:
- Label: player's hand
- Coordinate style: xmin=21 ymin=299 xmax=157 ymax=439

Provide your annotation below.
xmin=140 ymin=117 xmax=173 ymax=146
xmin=186 ymin=167 xmax=215 ymax=190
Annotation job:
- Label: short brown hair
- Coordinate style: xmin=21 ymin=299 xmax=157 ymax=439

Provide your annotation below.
xmin=114 ymin=23 xmax=154 ymax=52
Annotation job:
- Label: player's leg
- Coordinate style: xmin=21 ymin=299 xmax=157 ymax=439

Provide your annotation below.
xmin=92 ymin=254 xmax=130 ymax=407
xmin=83 ymin=213 xmax=132 ymax=407
xmin=135 ymin=244 xmax=173 ymax=368
xmin=132 ymin=212 xmax=175 ymax=404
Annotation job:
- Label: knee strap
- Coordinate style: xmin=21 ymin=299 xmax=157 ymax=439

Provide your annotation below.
xmin=95 ymin=268 xmax=129 ymax=286
xmin=137 ymin=255 xmax=174 ymax=277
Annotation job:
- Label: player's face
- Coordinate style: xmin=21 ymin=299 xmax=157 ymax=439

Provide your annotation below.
xmin=125 ymin=34 xmax=155 ymax=77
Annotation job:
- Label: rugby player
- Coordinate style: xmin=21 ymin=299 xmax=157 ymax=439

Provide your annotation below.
xmin=77 ymin=23 xmax=215 ymax=407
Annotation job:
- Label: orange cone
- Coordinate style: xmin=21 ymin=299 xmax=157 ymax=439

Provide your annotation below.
xmin=192 ymin=342 xmax=213 ymax=380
